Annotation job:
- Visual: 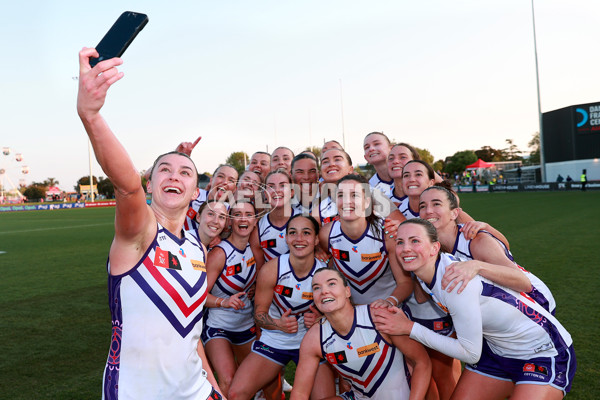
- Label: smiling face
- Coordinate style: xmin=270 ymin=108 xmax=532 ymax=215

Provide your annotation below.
xmin=209 ymin=165 xmax=238 ymax=201
xmin=363 ymin=133 xmax=390 ymax=166
xmin=286 ymin=216 xmax=319 ymax=258
xmin=336 ymin=179 xmax=370 ymax=221
xmin=271 ymin=147 xmax=294 ymax=174
xmin=249 ymin=153 xmax=271 ymax=180
xmin=312 ymin=268 xmax=352 ymax=314
xmin=292 ymin=157 xmax=319 ymax=196
xmin=197 ymin=201 xmax=228 ymax=241
xmin=401 ymin=162 xmax=434 ymax=197
xmin=320 ymin=149 xmax=353 ymax=183
xmin=229 ymin=202 xmax=257 ymax=238
xmin=395 ymin=221 xmax=440 ymax=274
xmin=237 ymin=171 xmax=261 ymax=200
xmin=418 ymin=188 xmax=459 ymax=231
xmin=387 ymin=145 xmax=414 ymax=179
xmin=148 ymin=153 xmax=200 ymax=209
xmin=265 ymin=172 xmax=293 ymax=209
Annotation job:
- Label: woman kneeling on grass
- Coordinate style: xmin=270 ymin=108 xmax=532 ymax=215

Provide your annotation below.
xmin=291 ymin=267 xmax=431 ymax=400
xmin=77 ymin=48 xmax=223 ymax=399
xmin=374 ymin=219 xmax=576 ymax=400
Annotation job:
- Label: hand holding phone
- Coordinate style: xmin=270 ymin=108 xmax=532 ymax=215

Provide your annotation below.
xmin=89 ymin=11 xmax=148 ymax=67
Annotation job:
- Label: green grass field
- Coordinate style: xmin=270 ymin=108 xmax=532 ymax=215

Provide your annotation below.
xmin=0 ymin=191 xmax=598 ymax=399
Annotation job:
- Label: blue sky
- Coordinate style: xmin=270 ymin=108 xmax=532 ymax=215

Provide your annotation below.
xmin=1 ymin=1 xmax=599 ymax=190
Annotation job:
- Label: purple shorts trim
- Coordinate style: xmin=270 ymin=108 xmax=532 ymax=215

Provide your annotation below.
xmin=466 ymin=339 xmax=576 ymax=394
xmin=201 ymin=325 xmax=257 ymax=346
xmin=251 ymin=340 xmax=299 ymax=366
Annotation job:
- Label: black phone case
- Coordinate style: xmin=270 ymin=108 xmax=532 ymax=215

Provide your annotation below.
xmin=90 ymin=11 xmax=148 ymax=67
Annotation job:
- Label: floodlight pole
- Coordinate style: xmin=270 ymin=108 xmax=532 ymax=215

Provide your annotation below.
xmin=88 ymin=139 xmax=95 ymax=201
xmin=339 ymin=79 xmax=346 ymax=149
xmin=532 ymin=0 xmax=546 ymax=182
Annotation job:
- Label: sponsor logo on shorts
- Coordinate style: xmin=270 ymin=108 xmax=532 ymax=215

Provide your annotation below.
xmin=356 ymin=343 xmax=380 ymax=358
xmin=302 ymin=292 xmax=313 ymax=300
xmin=326 ymin=350 xmax=348 ymax=364
xmin=433 ymin=321 xmax=451 ymax=331
xmin=360 ymin=252 xmax=382 ymax=262
xmin=191 ymin=260 xmax=206 ymax=272
xmin=523 ymin=363 xmax=548 ymax=376
xmin=226 ymin=263 xmax=243 ymax=276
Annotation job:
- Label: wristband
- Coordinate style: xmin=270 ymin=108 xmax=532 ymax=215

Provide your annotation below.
xmin=386 ymin=295 xmax=399 ymax=307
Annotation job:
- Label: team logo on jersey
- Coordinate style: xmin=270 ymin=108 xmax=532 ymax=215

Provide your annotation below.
xmin=326 ymin=350 xmax=348 ymax=365
xmin=302 ymin=292 xmax=313 ymax=300
xmin=246 ymin=256 xmax=256 ymax=267
xmin=186 ymin=207 xmax=197 ymax=219
xmin=352 ymin=246 xmax=358 ymax=253
xmin=331 ymin=249 xmax=350 ymax=261
xmin=356 ymin=343 xmax=380 ymax=358
xmin=179 ymin=248 xmax=186 ymax=257
xmin=261 ymin=239 xmax=277 ymax=249
xmin=154 ymin=247 xmax=182 ymax=270
xmin=523 ymin=363 xmax=548 ymax=376
xmin=433 ymin=321 xmax=451 ymax=331
xmin=191 ymin=259 xmax=206 ymax=272
xmin=346 ymin=342 xmax=353 ymax=350
xmin=274 ymin=285 xmax=293 ymax=297
xmin=361 ymin=252 xmax=382 ymax=262
xmin=107 ymin=323 xmax=122 ymax=366
xmin=226 ymin=263 xmax=243 ymax=276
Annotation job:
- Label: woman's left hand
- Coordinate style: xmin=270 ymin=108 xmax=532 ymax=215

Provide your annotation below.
xmin=371 ymin=306 xmax=412 ymax=336
xmin=442 ymin=261 xmax=480 ymax=294
xmin=314 ymin=246 xmax=331 ymax=263
xmin=460 ymin=221 xmax=487 ymax=240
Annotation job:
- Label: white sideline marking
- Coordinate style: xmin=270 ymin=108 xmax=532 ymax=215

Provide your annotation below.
xmin=0 ymin=251 xmax=6 ymax=255
xmin=0 ymin=222 xmax=113 ymax=235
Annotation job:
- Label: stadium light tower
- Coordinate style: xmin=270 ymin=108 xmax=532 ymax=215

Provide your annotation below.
xmin=531 ymin=0 xmax=546 ymax=182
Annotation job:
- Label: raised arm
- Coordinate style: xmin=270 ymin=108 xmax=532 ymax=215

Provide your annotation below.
xmin=77 ymin=48 xmax=154 ymax=275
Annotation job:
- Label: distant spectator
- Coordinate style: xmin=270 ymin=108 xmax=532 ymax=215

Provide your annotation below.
xmin=517 ymin=166 xmax=522 ymax=182
xmin=556 ymin=174 xmax=564 ymax=183
xmin=581 ymin=169 xmax=587 ymax=191
xmin=566 ymin=175 xmax=573 ymax=182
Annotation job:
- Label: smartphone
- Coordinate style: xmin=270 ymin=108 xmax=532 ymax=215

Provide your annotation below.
xmin=89 ymin=11 xmax=148 ymax=67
